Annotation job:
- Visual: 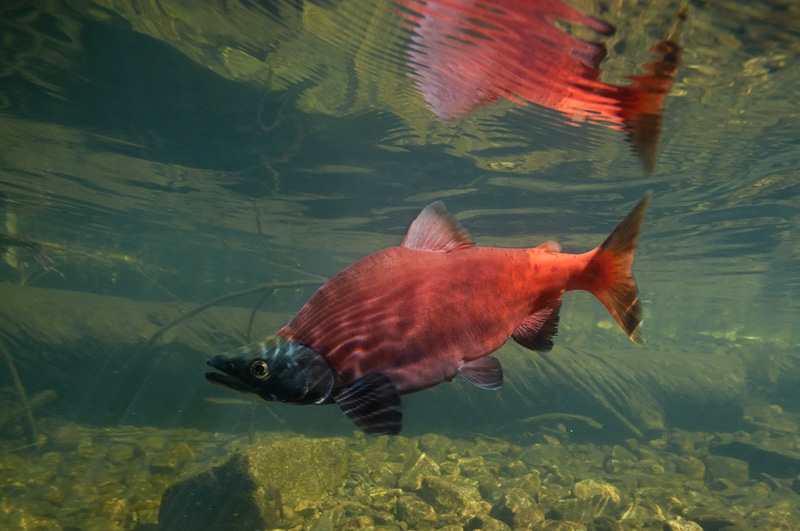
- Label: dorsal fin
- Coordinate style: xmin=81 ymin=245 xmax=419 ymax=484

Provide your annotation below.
xmin=402 ymin=201 xmax=475 ymax=252
xmin=536 ymin=241 xmax=562 ymax=253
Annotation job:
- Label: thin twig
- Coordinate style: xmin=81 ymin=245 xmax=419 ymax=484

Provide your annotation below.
xmin=0 ymin=335 xmax=39 ymax=445
xmin=519 ymin=412 xmax=604 ymax=430
xmin=246 ymin=289 xmax=275 ymax=343
xmin=140 ymin=279 xmax=324 ymax=355
xmin=0 ymin=390 xmax=56 ymax=429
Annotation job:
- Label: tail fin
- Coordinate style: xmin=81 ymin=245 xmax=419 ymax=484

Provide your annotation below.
xmin=587 ymin=194 xmax=650 ymax=344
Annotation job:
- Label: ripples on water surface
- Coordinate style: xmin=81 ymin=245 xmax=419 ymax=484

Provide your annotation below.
xmin=1 ymin=0 xmax=799 ymax=529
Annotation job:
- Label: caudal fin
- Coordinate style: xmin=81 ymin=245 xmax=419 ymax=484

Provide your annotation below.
xmin=587 ymin=194 xmax=650 ymax=344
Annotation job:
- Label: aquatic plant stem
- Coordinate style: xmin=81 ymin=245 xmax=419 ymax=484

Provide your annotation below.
xmin=141 ymin=279 xmax=324 ymax=355
xmin=519 ymin=412 xmax=604 ymax=430
xmin=540 ymin=348 xmax=644 ymax=438
xmin=0 ymin=335 xmax=40 ymax=445
xmin=246 ymin=288 xmax=275 ymax=343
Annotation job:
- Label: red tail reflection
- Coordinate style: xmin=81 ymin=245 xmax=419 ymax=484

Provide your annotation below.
xmin=398 ymin=0 xmax=685 ymax=172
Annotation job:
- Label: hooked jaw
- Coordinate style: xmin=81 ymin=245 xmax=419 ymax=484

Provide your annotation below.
xmin=205 ymin=353 xmax=255 ymax=395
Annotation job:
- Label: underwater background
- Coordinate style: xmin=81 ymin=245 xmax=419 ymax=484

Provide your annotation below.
xmin=1 ymin=0 xmax=799 ymax=530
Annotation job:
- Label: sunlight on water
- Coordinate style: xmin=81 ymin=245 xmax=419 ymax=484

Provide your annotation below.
xmin=1 ymin=0 xmax=799 ymax=529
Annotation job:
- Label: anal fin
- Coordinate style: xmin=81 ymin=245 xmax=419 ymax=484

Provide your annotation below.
xmin=512 ymin=299 xmax=562 ymax=352
xmin=457 ymin=356 xmax=503 ymax=390
xmin=333 ymin=372 xmax=402 ymax=435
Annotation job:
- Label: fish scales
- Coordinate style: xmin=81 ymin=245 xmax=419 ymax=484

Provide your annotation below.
xmin=279 ymin=246 xmax=586 ymax=393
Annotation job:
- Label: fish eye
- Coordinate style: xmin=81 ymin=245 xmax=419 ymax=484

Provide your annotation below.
xmin=250 ymin=360 xmax=269 ymax=379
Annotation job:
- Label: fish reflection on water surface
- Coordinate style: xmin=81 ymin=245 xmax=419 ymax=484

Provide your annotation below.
xmin=398 ymin=0 xmax=686 ymax=172
xmin=207 ymin=195 xmax=650 ymax=435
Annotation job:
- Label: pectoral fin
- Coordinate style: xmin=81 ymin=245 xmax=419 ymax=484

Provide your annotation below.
xmin=512 ymin=299 xmax=562 ymax=352
xmin=457 ymin=356 xmax=503 ymax=390
xmin=333 ymin=372 xmax=402 ymax=435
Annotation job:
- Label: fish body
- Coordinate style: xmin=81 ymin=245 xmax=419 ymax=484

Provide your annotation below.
xmin=207 ymin=195 xmax=649 ymax=434
xmin=282 ymin=246 xmax=586 ymax=393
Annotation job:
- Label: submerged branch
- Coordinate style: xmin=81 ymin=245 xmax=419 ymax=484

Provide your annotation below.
xmin=0 ymin=335 xmax=40 ymax=445
xmin=140 ymin=279 xmax=324 ymax=355
xmin=519 ymin=412 xmax=604 ymax=430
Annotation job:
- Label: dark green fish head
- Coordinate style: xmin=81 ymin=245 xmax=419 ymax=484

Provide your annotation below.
xmin=205 ymin=336 xmax=334 ymax=405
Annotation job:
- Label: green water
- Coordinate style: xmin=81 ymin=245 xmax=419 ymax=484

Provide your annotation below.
xmin=1 ymin=1 xmax=799 ymax=530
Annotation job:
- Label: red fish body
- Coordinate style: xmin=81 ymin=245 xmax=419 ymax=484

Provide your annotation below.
xmin=281 ymin=246 xmax=592 ymax=393
xmin=207 ymin=196 xmax=649 ymax=434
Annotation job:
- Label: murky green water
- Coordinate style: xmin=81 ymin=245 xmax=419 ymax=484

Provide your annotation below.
xmin=1 ymin=1 xmax=799 ymax=530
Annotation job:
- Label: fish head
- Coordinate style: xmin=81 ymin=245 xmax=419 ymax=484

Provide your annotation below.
xmin=205 ymin=336 xmax=334 ymax=405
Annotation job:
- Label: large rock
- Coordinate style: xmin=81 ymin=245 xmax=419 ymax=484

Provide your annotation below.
xmin=710 ymin=440 xmax=800 ymax=478
xmin=158 ymin=437 xmax=347 ymax=530
xmin=418 ymin=476 xmax=482 ymax=513
xmin=572 ymin=479 xmax=622 ymax=507
xmin=703 ymin=455 xmax=749 ymax=486
xmin=396 ymin=494 xmax=438 ymax=527
xmin=546 ymin=494 xmax=617 ymax=523
xmin=489 ymin=487 xmax=544 ymax=528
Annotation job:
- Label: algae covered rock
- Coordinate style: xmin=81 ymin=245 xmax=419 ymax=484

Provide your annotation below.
xmin=418 ymin=476 xmax=482 ymax=513
xmin=572 ymin=479 xmax=622 ymax=507
xmin=396 ymin=494 xmax=437 ymax=527
xmin=489 ymin=487 xmax=544 ymax=528
xmin=703 ymin=455 xmax=750 ymax=486
xmin=157 ymin=437 xmax=347 ymax=530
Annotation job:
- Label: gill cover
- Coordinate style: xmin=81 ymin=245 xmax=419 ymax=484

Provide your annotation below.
xmin=206 ymin=336 xmax=334 ymax=404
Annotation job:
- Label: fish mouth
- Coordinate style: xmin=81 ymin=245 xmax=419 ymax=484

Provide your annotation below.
xmin=205 ymin=357 xmax=253 ymax=394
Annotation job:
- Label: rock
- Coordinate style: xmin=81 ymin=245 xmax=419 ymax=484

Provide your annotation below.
xmin=464 ymin=514 xmax=512 ymax=531
xmin=707 ymin=478 xmax=736 ymax=491
xmin=489 ymin=487 xmax=544 ymax=528
xmin=309 ymin=509 xmax=341 ymax=531
xmin=148 ymin=442 xmax=195 ymax=474
xmin=137 ymin=433 xmax=167 ymax=454
xmin=635 ymin=460 xmax=666 ymax=475
xmin=52 ymin=424 xmax=83 ymax=449
xmin=518 ymin=444 xmax=570 ymax=468
xmin=667 ymin=430 xmax=699 ymax=454
xmin=602 ymin=446 xmax=636 ymax=474
xmin=387 ymin=436 xmax=421 ymax=466
xmin=106 ymin=444 xmax=135 ymax=465
xmin=709 ymin=440 xmax=800 ymax=478
xmin=79 ymin=516 xmax=125 ymax=531
xmin=502 ymin=459 xmax=529 ymax=477
xmin=547 ymin=494 xmax=616 ymax=523
xmin=458 ymin=456 xmax=489 ymax=477
xmin=535 ymin=521 xmax=586 ymax=530
xmin=572 ymin=479 xmax=622 ymax=507
xmin=674 ymin=456 xmax=706 ymax=480
xmin=688 ymin=513 xmax=744 ymax=531
xmin=588 ymin=515 xmax=623 ymax=531
xmin=368 ymin=487 xmax=401 ymax=512
xmin=398 ymin=453 xmax=441 ymax=491
xmin=663 ymin=520 xmax=703 ymax=531
xmin=419 ymin=433 xmax=452 ymax=463
xmin=372 ymin=465 xmax=399 ymax=488
xmin=93 ymin=497 xmax=131 ymax=527
xmin=418 ymin=476 xmax=482 ymax=512
xmin=157 ymin=437 xmax=347 ymax=530
xmin=703 ymin=455 xmax=749 ymax=486
xmin=514 ymin=470 xmax=542 ymax=497
xmin=396 ymin=494 xmax=437 ymax=527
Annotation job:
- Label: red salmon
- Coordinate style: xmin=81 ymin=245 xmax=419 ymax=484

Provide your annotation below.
xmin=207 ymin=195 xmax=649 ymax=434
